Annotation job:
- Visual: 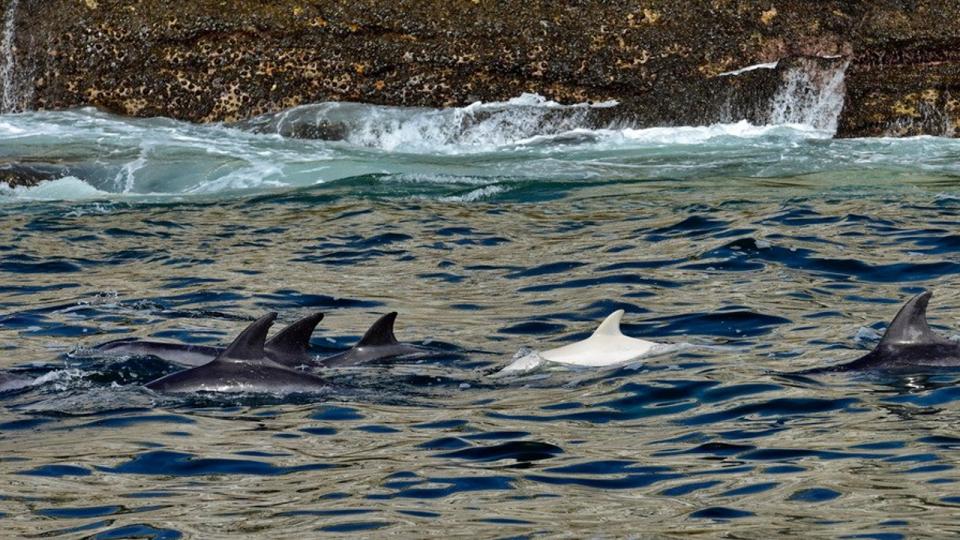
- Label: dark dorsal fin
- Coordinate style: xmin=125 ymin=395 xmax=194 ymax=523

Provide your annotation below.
xmin=356 ymin=312 xmax=399 ymax=347
xmin=217 ymin=313 xmax=277 ymax=361
xmin=265 ymin=312 xmax=324 ymax=355
xmin=879 ymin=291 xmax=944 ymax=345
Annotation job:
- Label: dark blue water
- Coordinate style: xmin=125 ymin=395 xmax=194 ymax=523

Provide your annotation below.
xmin=2 ymin=106 xmax=960 ymax=537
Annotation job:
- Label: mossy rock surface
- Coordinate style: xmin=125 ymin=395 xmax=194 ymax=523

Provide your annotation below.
xmin=2 ymin=0 xmax=958 ymax=136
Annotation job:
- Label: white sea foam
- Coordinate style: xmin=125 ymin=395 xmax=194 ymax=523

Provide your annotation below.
xmin=439 ymin=185 xmax=505 ymax=202
xmin=383 ymin=173 xmax=496 ymax=186
xmin=618 ymin=120 xmax=830 ymax=144
xmin=0 ymin=92 xmax=956 ymax=203
xmin=0 ymin=176 xmax=110 ymax=200
xmin=769 ymin=59 xmax=849 ymax=132
xmin=0 ymin=0 xmax=23 ymax=113
xmin=15 ymin=369 xmax=92 ymax=396
xmin=492 ymin=349 xmax=547 ymax=377
xmin=251 ymin=90 xmax=836 ymax=154
xmin=250 ymin=93 xmax=621 ymax=155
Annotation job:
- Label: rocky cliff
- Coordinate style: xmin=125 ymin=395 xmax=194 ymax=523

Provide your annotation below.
xmin=1 ymin=0 xmax=958 ymax=137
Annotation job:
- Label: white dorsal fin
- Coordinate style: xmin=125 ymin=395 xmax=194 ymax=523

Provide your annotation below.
xmin=592 ymin=310 xmax=625 ymax=338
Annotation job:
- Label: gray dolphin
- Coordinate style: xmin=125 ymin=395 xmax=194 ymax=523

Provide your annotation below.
xmin=98 ymin=313 xmax=324 ymax=368
xmin=810 ymin=291 xmax=960 ymax=373
xmin=320 ymin=312 xmax=428 ymax=367
xmin=0 ymin=372 xmax=32 ymax=393
xmin=145 ymin=313 xmax=328 ymax=395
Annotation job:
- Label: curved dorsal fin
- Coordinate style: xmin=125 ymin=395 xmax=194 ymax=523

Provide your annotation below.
xmin=357 ymin=312 xmax=399 ymax=347
xmin=217 ymin=313 xmax=277 ymax=361
xmin=879 ymin=291 xmax=942 ymax=345
xmin=592 ymin=310 xmax=625 ymax=338
xmin=265 ymin=312 xmax=324 ymax=355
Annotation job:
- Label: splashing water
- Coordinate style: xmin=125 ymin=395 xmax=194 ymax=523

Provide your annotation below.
xmin=769 ymin=57 xmax=850 ymax=132
xmin=0 ymin=0 xmax=20 ymax=113
xmin=5 ymin=88 xmax=960 ymax=204
xmin=238 ymin=93 xmax=620 ymax=153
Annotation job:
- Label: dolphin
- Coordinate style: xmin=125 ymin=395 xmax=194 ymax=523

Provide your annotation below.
xmin=807 ymin=291 xmax=960 ymax=373
xmin=0 ymin=372 xmax=32 ymax=393
xmin=145 ymin=313 xmax=328 ymax=395
xmin=96 ymin=339 xmax=221 ymax=367
xmin=495 ymin=310 xmax=671 ymax=375
xmin=320 ymin=312 xmax=428 ymax=367
xmin=97 ymin=313 xmax=324 ymax=368
xmin=539 ymin=310 xmax=666 ymax=366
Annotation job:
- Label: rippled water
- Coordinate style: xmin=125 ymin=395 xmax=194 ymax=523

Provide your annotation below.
xmin=3 ymin=100 xmax=960 ymax=538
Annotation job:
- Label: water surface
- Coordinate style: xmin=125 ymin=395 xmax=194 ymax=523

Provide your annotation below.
xmin=2 ymin=99 xmax=960 ymax=537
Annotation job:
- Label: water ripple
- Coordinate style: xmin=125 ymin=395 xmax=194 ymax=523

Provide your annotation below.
xmin=2 ymin=126 xmax=960 ymax=536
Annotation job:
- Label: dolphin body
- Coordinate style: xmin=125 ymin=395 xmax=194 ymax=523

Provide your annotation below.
xmin=145 ymin=313 xmax=328 ymax=395
xmin=320 ymin=312 xmax=429 ymax=367
xmin=809 ymin=291 xmax=960 ymax=373
xmin=538 ymin=310 xmax=664 ymax=366
xmin=0 ymin=372 xmax=32 ymax=393
xmin=495 ymin=310 xmax=670 ymax=375
xmin=97 ymin=313 xmax=324 ymax=368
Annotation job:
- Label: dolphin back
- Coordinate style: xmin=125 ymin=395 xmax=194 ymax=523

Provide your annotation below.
xmin=0 ymin=372 xmax=33 ymax=393
xmin=798 ymin=290 xmax=960 ymax=374
xmin=145 ymin=312 xmax=328 ymax=394
xmin=96 ymin=339 xmax=222 ymax=367
xmin=320 ymin=312 xmax=428 ymax=367
xmin=357 ymin=312 xmax=400 ymax=347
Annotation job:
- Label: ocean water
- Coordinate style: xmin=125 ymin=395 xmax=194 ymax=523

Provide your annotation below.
xmin=3 ymin=96 xmax=960 ymax=538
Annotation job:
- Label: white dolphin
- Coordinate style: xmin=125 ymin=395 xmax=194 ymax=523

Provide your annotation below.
xmin=495 ymin=310 xmax=673 ymax=375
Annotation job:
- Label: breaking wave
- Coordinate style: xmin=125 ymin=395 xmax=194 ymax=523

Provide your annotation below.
xmin=0 ymin=93 xmax=957 ymax=203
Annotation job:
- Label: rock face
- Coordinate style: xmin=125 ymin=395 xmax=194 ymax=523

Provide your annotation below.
xmin=1 ymin=0 xmax=958 ymax=137
xmin=0 ymin=161 xmax=67 ymax=188
xmin=836 ymin=0 xmax=960 ymax=137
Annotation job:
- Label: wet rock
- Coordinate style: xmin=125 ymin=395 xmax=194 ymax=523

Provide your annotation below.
xmin=0 ymin=161 xmax=67 ymax=188
xmin=0 ymin=0 xmax=957 ymax=137
xmin=835 ymin=0 xmax=960 ymax=137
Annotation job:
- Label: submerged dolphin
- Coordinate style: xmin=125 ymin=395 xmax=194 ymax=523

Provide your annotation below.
xmin=496 ymin=310 xmax=670 ymax=375
xmin=809 ymin=291 xmax=960 ymax=373
xmin=145 ymin=313 xmax=328 ymax=395
xmin=97 ymin=313 xmax=324 ymax=368
xmin=320 ymin=312 xmax=428 ymax=367
xmin=0 ymin=372 xmax=32 ymax=393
